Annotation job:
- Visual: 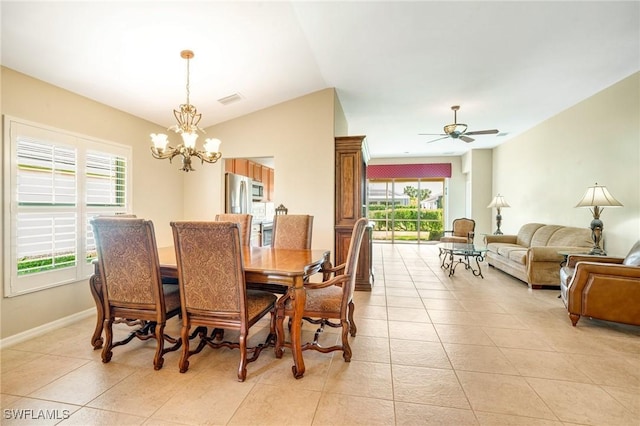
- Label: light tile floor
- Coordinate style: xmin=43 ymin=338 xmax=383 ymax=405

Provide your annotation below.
xmin=2 ymin=243 xmax=639 ymax=425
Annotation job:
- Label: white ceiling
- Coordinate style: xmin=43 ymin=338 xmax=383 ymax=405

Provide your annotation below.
xmin=2 ymin=1 xmax=638 ymax=159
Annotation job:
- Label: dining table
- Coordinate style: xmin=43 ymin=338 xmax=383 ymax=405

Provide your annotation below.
xmin=89 ymin=245 xmax=331 ymax=379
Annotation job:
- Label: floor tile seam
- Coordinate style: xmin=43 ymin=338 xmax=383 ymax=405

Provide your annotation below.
xmin=0 ymin=392 xmax=82 ymax=407
xmin=86 ymin=405 xmax=157 ymax=423
xmin=471 ymin=407 xmax=561 ymax=423
xmin=452 ymin=368 xmax=559 ymax=423
xmin=390 ymin=360 xmax=454 ymax=371
xmin=481 ymin=332 xmax=560 ymax=353
xmin=224 ymin=379 xmax=296 ymax=425
xmin=600 ymin=384 xmax=640 ymax=412
xmin=16 ymin=357 xmax=94 ymax=399
xmin=519 ymin=375 xmax=615 ymax=423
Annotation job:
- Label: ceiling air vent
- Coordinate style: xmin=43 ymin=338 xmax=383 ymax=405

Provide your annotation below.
xmin=217 ymin=93 xmax=243 ymax=105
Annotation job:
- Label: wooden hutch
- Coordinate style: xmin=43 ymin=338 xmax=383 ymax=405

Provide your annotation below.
xmin=334 ymin=135 xmax=373 ymax=291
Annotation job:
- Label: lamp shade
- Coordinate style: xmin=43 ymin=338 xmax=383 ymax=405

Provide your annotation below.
xmin=487 ymin=194 xmax=510 ymax=209
xmin=575 ymin=184 xmax=623 ymax=208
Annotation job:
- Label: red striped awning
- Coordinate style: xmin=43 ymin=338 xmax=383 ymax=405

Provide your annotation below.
xmin=367 ymin=163 xmax=451 ymax=179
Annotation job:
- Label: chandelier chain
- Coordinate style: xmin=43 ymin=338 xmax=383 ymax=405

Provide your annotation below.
xmin=185 ymin=55 xmax=190 ymax=106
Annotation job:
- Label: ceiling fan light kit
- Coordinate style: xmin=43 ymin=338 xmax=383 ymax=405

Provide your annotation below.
xmin=420 ymin=105 xmax=499 ymax=144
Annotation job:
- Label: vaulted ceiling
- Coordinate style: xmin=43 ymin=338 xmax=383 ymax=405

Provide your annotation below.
xmin=2 ymin=1 xmax=638 ymax=158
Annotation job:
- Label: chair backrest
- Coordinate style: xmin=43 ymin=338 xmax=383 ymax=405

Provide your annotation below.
xmin=91 ymin=217 xmax=165 ymax=317
xmin=215 ymin=213 xmax=252 ymax=246
xmin=342 ymin=218 xmax=369 ymax=303
xmin=271 ymin=214 xmax=313 ymax=249
xmin=171 ymin=221 xmax=247 ymax=320
xmin=275 ymin=204 xmax=288 ymax=215
xmin=452 ymin=218 xmax=475 ymax=239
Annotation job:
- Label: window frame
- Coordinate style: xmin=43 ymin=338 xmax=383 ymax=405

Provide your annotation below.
xmin=3 ymin=116 xmax=133 ymax=297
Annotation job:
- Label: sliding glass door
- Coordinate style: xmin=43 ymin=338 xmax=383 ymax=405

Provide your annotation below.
xmin=367 ymin=178 xmax=444 ymax=244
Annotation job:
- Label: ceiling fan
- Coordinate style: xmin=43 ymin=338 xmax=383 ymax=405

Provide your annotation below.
xmin=419 ymin=105 xmax=499 ymax=143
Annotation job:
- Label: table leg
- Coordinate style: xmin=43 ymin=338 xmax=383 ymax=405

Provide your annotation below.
xmin=448 ymin=251 xmax=456 ymax=277
xmin=89 ymin=274 xmax=105 ymax=349
xmin=289 ymin=276 xmax=306 ymax=379
xmin=472 ymin=255 xmax=485 ymax=278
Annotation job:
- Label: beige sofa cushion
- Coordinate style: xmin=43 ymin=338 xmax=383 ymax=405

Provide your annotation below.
xmin=530 ymin=225 xmax=564 ymax=246
xmin=547 ymin=227 xmax=593 ymax=248
xmin=516 ymin=223 xmax=545 ymax=247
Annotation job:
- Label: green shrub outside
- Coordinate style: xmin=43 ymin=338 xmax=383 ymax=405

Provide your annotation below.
xmin=369 ymin=207 xmax=443 ymax=240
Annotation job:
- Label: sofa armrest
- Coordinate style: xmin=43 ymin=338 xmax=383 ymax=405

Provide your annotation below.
xmin=484 ymin=234 xmax=517 ymax=245
xmin=566 ymin=254 xmax=624 ymax=268
xmin=569 ymin=262 xmax=640 ymax=304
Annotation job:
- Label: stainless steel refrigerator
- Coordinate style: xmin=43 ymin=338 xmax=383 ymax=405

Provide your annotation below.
xmin=225 ymin=172 xmax=252 ymax=214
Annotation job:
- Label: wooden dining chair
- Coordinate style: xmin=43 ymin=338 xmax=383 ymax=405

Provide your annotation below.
xmin=275 ymin=217 xmax=368 ymax=362
xmin=171 ymin=221 xmax=277 ymax=381
xmin=215 ymin=213 xmax=252 ymax=246
xmin=271 ymin=214 xmax=313 ymax=250
xmin=91 ymin=217 xmax=182 ymax=370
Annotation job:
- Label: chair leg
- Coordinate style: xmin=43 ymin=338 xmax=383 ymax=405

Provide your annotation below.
xmin=348 ymin=301 xmax=357 ymax=337
xmin=178 ymin=322 xmax=191 ymax=373
xmin=237 ymin=333 xmax=248 ymax=382
xmin=101 ymin=318 xmax=114 ymax=363
xmin=153 ymin=322 xmax=166 ymax=370
xmin=264 ymin=309 xmax=277 ymax=346
xmin=569 ymin=313 xmax=581 ymax=326
xmin=341 ymin=319 xmax=352 ymax=362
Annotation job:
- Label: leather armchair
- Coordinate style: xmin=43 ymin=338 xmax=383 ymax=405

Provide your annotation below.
xmin=560 ymin=240 xmax=640 ymax=326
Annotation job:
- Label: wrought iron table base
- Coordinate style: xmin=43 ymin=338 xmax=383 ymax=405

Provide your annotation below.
xmin=440 ymin=251 xmax=485 ymax=278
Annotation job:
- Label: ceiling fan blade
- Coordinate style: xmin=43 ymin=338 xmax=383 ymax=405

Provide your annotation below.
xmin=425 ymin=135 xmax=450 ymax=144
xmin=464 ymin=129 xmax=499 ymax=136
xmin=418 ymin=133 xmax=447 ymax=136
xmin=460 ymin=135 xmax=475 ymax=143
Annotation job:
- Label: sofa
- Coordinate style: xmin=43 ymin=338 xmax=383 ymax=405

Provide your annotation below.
xmin=559 ymin=240 xmax=640 ymax=326
xmin=484 ymin=223 xmax=593 ymax=289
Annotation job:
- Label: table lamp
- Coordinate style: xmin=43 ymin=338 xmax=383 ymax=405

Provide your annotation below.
xmin=575 ymin=183 xmax=623 ymax=255
xmin=487 ymin=194 xmax=510 ymax=235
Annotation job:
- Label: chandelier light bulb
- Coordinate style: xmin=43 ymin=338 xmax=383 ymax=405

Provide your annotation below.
xmin=204 ymin=138 xmax=221 ymax=154
xmin=150 ymin=133 xmax=169 ymax=152
xmin=181 ymin=131 xmax=198 ymax=149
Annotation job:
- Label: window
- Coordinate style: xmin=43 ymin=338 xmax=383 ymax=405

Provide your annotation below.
xmin=4 ymin=117 xmax=132 ymax=297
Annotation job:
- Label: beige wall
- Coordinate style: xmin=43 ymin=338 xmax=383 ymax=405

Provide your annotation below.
xmin=464 ymin=149 xmax=494 ymax=237
xmin=492 ymin=71 xmax=640 ymax=256
xmin=182 ymin=88 xmax=338 ymax=252
xmin=0 ymin=67 xmax=184 ymax=339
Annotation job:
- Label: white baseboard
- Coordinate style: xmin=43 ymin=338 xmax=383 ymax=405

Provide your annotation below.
xmin=0 ymin=308 xmax=96 ymax=350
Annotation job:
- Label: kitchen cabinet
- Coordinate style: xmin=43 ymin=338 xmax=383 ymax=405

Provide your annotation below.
xmin=252 ymin=162 xmax=263 ymax=182
xmin=225 ymin=158 xmax=250 ymax=176
xmin=224 ymin=158 xmax=274 ymax=201
xmin=264 ymin=167 xmax=274 ymax=201
xmin=334 ymin=135 xmax=373 ymax=291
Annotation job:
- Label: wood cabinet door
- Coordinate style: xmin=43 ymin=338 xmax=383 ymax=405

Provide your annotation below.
xmin=335 ymin=137 xmax=365 ymax=226
xmin=225 ymin=159 xmax=235 ymax=173
xmin=252 ymin=163 xmax=263 ymax=182
xmin=234 ymin=159 xmax=250 ymax=177
xmin=267 ymin=168 xmax=274 ymax=201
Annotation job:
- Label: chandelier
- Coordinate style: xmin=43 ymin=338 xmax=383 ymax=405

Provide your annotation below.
xmin=150 ymin=50 xmax=222 ymax=172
